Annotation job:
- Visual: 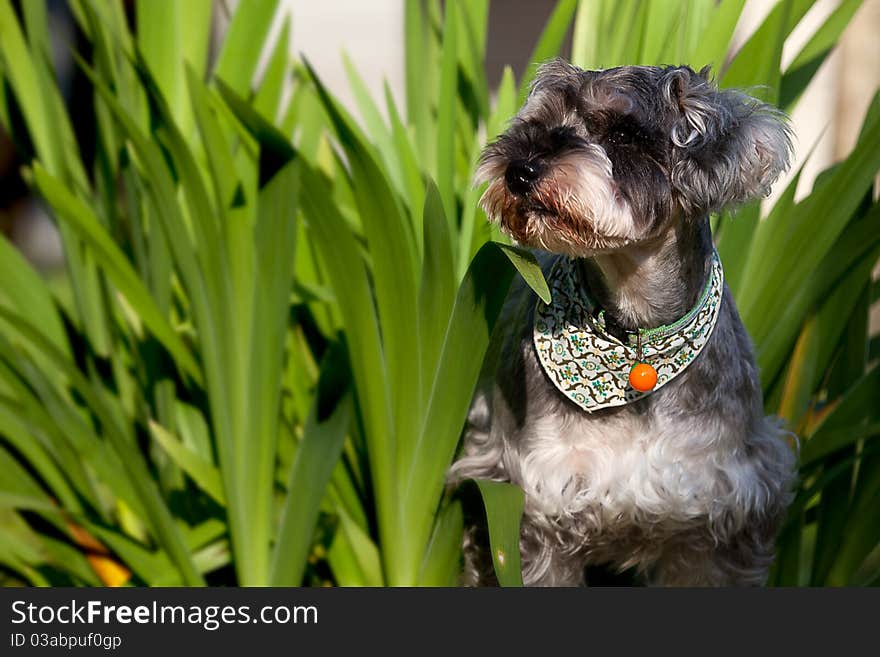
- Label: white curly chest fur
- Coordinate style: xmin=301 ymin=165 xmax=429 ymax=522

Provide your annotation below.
xmin=513 ymin=409 xmax=773 ymax=528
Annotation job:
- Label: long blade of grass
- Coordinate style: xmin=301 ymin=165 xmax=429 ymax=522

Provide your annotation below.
xmin=476 ymin=479 xmax=524 ymax=587
xmin=402 ymin=242 xmax=522 ymax=581
xmin=30 ymin=164 xmax=201 ymax=383
xmin=296 ymin=163 xmax=393 ymax=583
xmin=271 ymin=353 xmax=352 ymax=586
xmin=136 ymin=0 xmax=212 ymax=138
xmin=826 ymin=447 xmax=880 ymax=585
xmin=688 ymin=0 xmax=746 ymax=72
xmin=418 ymin=499 xmax=464 ymax=586
xmin=800 ymin=366 xmax=880 ymax=465
xmin=213 ymin=0 xmax=280 ymax=96
xmin=639 ymin=1 xmax=684 ymax=65
xmin=738 ymin=107 xmax=880 ymax=343
xmin=0 ymin=310 xmax=203 ymax=585
xmin=779 ymin=0 xmax=862 ymax=110
xmin=416 ymin=180 xmax=456 ymax=449
xmin=253 ymin=17 xmax=291 ymax=123
xmin=149 ymin=421 xmax=225 ymax=506
xmin=722 ymin=0 xmax=795 ymax=100
xmin=436 ymin=0 xmax=459 ymax=227
xmin=404 ymin=0 xmax=439 ymax=169
xmin=0 ymin=235 xmax=68 ymax=355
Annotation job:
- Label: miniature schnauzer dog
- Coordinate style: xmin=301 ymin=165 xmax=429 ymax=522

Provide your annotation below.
xmin=449 ymin=60 xmax=797 ymax=586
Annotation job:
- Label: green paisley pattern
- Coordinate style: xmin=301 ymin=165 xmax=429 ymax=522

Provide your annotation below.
xmin=533 ymin=251 xmax=724 ymax=412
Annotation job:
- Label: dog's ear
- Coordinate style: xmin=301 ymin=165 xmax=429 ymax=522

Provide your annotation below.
xmin=663 ymin=66 xmax=793 ymax=215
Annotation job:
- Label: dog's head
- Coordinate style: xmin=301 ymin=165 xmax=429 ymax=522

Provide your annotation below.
xmin=477 ymin=60 xmax=792 ymax=257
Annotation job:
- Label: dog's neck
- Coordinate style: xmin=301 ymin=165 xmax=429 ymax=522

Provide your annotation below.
xmin=578 ymin=217 xmax=714 ymax=339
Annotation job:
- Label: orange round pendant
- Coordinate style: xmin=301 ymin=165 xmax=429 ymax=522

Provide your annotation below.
xmin=629 ymin=362 xmax=658 ymax=392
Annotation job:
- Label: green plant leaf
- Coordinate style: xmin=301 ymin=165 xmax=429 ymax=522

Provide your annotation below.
xmin=639 ymin=1 xmax=684 ymax=65
xmin=328 ymin=507 xmax=384 ymax=587
xmin=149 ymin=421 xmax=225 ymax=506
xmin=801 ymin=366 xmax=880 ymax=465
xmin=342 ymin=53 xmax=406 ymax=202
xmin=403 ymin=242 xmax=519 ymax=583
xmin=271 ymin=349 xmax=351 ymax=586
xmin=826 ymin=447 xmax=880 ymax=585
xmin=0 ymin=310 xmax=203 ymax=585
xmin=417 ymin=181 xmax=456 ymax=420
xmin=496 ymin=243 xmax=551 ymax=304
xmin=476 ymin=479 xmax=524 ymax=587
xmin=779 ymin=0 xmax=862 ymax=110
xmin=436 ymin=0 xmax=460 ymax=226
xmin=688 ymin=0 xmax=746 ymax=72
xmin=722 ymin=0 xmax=802 ymax=98
xmin=0 ymin=234 xmax=69 ymax=356
xmin=739 ymin=105 xmax=880 ymax=347
xmin=213 ymin=0 xmax=279 ymax=96
xmin=253 ymin=17 xmax=291 ymax=122
xmin=31 ymin=164 xmax=202 ymax=384
xmin=418 ymin=499 xmax=464 ymax=586
xmin=136 ymin=0 xmax=212 ymax=138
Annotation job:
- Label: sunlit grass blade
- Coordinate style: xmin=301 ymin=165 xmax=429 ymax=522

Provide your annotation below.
xmin=826 ymin=448 xmax=880 ymax=584
xmin=496 ymin=244 xmax=551 ymax=304
xmin=607 ymin=1 xmax=649 ymax=66
xmin=30 ymin=164 xmax=201 ymax=383
xmin=721 ymin=0 xmax=795 ymax=98
xmin=136 ymin=0 xmax=212 ymax=138
xmin=213 ymin=0 xmax=279 ymax=96
xmin=384 ymin=81 xmax=426 ymax=245
xmin=418 ymin=500 xmax=464 ymax=586
xmin=342 ymin=53 xmax=407 ymax=200
xmin=295 ymin=163 xmax=393 ymax=582
xmin=328 ymin=508 xmax=384 ymax=586
xmin=476 ymin=479 xmax=524 ymax=587
xmin=403 ymin=242 xmax=526 ymax=582
xmin=0 ymin=403 xmax=80 ymax=512
xmin=149 ymin=421 xmax=225 ymax=506
xmin=800 ymin=366 xmax=880 ymax=465
xmin=0 ymin=235 xmax=69 ymax=356
xmin=305 ymin=61 xmax=432 ymax=584
xmin=253 ymin=17 xmax=291 ymax=122
xmin=436 ymin=0 xmax=459 ymax=226
xmin=639 ymin=1 xmax=684 ymax=65
xmin=417 ymin=182 xmax=456 ymax=425
xmin=271 ymin=347 xmax=352 ymax=586
xmin=0 ymin=310 xmax=203 ymax=585
xmin=455 ymin=0 xmax=489 ymax=121
xmin=738 ymin=107 xmax=880 ymax=343
xmin=404 ymin=0 xmax=439 ymax=169
xmin=687 ymin=0 xmax=746 ymax=72
xmin=572 ymin=0 xmax=604 ymax=69
xmin=779 ymin=0 xmax=862 ymax=110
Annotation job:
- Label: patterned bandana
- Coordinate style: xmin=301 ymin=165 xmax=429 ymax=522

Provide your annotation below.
xmin=533 ymin=251 xmax=724 ymax=412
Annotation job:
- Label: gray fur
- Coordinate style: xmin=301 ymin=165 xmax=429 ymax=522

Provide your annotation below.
xmin=449 ymin=61 xmax=797 ymax=586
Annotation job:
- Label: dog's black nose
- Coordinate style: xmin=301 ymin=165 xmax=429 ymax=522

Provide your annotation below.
xmin=505 ymin=159 xmax=542 ymax=195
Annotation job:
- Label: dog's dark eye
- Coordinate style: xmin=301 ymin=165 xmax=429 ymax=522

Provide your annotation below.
xmin=608 ymin=128 xmax=633 ymax=145
xmin=606 ymin=120 xmax=644 ymax=147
